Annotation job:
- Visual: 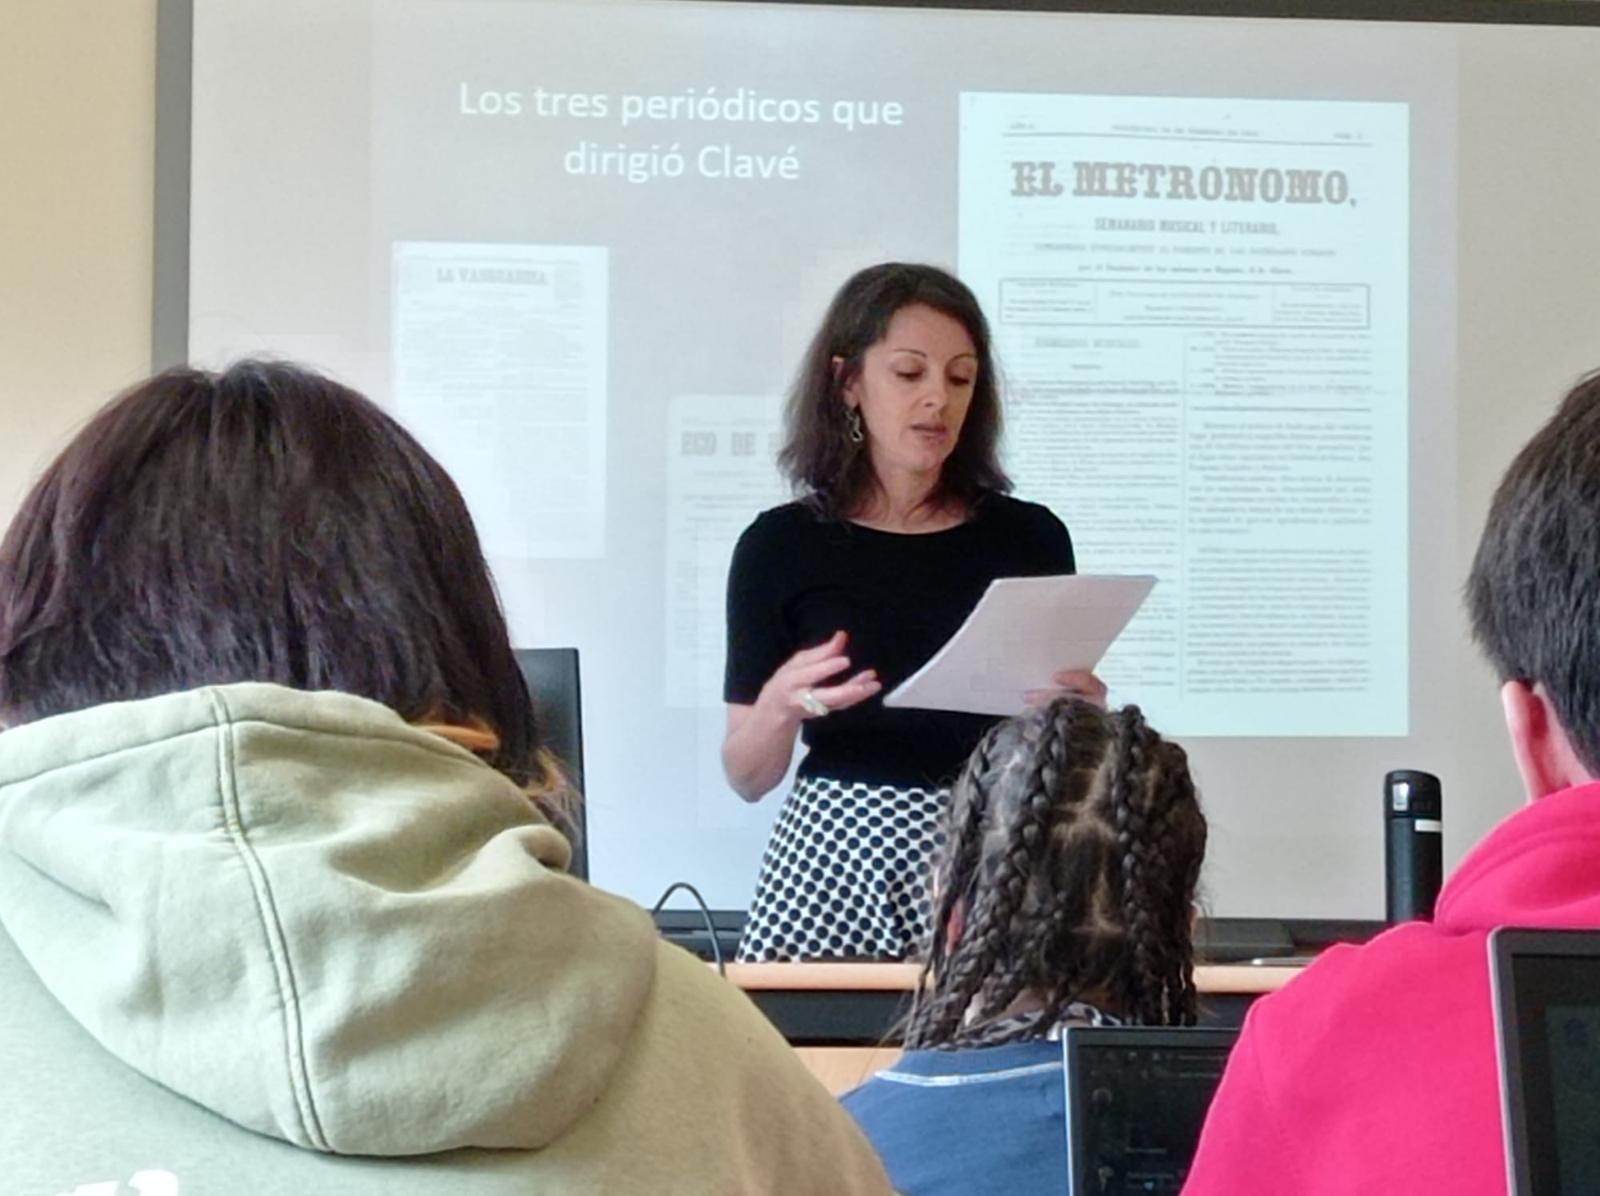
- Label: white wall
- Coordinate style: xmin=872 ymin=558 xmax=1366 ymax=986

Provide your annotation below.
xmin=0 ymin=0 xmax=157 ymax=521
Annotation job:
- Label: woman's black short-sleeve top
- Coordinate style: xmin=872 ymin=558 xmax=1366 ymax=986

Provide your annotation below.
xmin=724 ymin=492 xmax=1076 ymax=789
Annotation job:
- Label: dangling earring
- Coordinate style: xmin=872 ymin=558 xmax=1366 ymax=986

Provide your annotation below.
xmin=845 ymin=406 xmax=865 ymax=445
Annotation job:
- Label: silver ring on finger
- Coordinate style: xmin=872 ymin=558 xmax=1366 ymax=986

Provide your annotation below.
xmin=799 ymin=689 xmax=830 ymax=718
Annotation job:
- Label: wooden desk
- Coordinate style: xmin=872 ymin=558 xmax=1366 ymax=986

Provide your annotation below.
xmin=726 ymin=961 xmax=1300 ymax=995
xmin=726 ymin=961 xmax=1303 ymax=1094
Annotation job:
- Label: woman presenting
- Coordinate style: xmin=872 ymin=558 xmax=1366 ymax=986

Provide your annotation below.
xmin=724 ymin=262 xmax=1103 ymax=962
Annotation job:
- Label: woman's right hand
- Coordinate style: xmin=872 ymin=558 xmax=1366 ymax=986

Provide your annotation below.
xmin=756 ymin=630 xmax=881 ymax=724
xmin=723 ymin=631 xmax=880 ymax=801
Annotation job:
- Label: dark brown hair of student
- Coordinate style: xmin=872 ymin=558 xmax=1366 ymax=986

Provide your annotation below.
xmin=0 ymin=359 xmax=564 ymax=807
xmin=1467 ymin=369 xmax=1600 ymax=773
xmin=778 ymin=262 xmax=1010 ymax=519
xmin=903 ymin=698 xmax=1206 ymax=1049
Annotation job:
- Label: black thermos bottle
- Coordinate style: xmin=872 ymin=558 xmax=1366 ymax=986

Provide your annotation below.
xmin=1385 ymin=769 xmax=1443 ymax=923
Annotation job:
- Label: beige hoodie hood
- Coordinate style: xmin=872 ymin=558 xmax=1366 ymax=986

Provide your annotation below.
xmin=0 ymin=683 xmax=658 ymax=1157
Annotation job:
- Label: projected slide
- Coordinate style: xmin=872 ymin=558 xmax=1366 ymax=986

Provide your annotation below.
xmin=664 ymin=393 xmax=787 ymax=709
xmin=392 ymin=241 xmax=609 ymax=559
xmin=189 ymin=0 xmax=1485 ymax=916
xmin=960 ymin=94 xmax=1410 ymax=736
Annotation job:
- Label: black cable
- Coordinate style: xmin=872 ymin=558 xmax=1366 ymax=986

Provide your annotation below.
xmin=650 ymin=881 xmax=727 ymax=977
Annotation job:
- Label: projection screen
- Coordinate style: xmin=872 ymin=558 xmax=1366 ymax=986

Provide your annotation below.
xmin=165 ymin=0 xmax=1600 ymax=918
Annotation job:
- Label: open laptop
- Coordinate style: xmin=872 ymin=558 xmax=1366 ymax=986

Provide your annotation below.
xmin=513 ymin=647 xmax=587 ymax=880
xmin=1490 ymin=927 xmax=1600 ymax=1195
xmin=1064 ymin=1025 xmax=1238 ymax=1194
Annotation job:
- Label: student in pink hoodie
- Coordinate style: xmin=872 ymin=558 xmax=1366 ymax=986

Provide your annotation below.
xmin=1184 ymin=369 xmax=1600 ymax=1195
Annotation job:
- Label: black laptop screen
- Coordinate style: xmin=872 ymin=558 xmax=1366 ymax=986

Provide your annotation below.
xmin=1507 ymin=953 xmax=1600 ymax=1194
xmin=1069 ymin=1033 xmax=1235 ymax=1195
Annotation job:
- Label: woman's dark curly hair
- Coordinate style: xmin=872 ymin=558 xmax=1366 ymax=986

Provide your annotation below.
xmin=904 ymin=698 xmax=1206 ymax=1049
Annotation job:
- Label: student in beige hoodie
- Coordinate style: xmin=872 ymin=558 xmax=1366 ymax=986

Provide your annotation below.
xmin=0 ymin=360 xmax=895 ymax=1196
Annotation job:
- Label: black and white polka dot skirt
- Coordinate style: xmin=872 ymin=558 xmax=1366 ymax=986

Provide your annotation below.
xmin=736 ymin=774 xmax=947 ymax=962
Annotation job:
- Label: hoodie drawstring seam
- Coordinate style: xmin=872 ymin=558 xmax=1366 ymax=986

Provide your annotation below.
xmin=206 ymin=688 xmax=332 ymax=1152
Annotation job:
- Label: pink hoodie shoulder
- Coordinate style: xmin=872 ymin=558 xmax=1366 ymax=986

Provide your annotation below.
xmin=1184 ymin=781 xmax=1600 ymax=1196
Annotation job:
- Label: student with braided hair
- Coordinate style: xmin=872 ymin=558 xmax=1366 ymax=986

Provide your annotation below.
xmin=841 ymin=696 xmax=1206 ymax=1196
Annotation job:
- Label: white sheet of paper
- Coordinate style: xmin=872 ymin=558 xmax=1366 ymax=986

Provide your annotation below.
xmin=882 ymin=574 xmax=1157 ymax=716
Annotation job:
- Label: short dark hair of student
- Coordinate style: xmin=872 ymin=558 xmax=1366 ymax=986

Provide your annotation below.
xmin=904 ymin=699 xmax=1206 ymax=1049
xmin=0 ymin=359 xmax=554 ymax=795
xmin=778 ymin=262 xmax=1010 ymax=518
xmin=1467 ymin=370 xmax=1600 ymax=773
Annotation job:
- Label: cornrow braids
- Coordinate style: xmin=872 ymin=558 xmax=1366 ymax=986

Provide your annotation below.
xmin=980 ymin=705 xmax=1118 ymax=1023
xmin=1109 ymin=717 xmax=1205 ymax=1026
xmin=906 ymin=727 xmax=1001 ymax=1046
xmin=1110 ymin=706 xmax=1160 ymax=1023
xmin=906 ymin=696 xmax=1206 ymax=1050
xmin=965 ymin=710 xmax=1074 ymax=1013
xmin=907 ymin=698 xmax=1104 ymax=1047
xmin=1153 ymin=746 xmax=1205 ymax=1022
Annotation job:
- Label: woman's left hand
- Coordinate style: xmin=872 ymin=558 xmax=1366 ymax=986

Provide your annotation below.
xmin=1023 ymin=668 xmax=1108 ymax=710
